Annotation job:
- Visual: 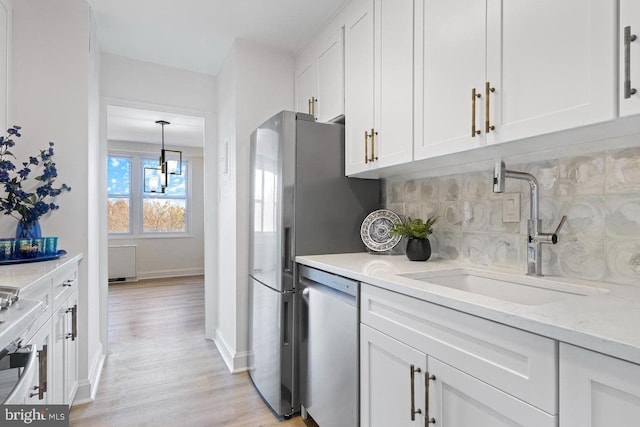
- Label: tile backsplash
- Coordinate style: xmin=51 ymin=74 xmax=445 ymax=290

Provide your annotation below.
xmin=383 ymin=146 xmax=640 ymax=286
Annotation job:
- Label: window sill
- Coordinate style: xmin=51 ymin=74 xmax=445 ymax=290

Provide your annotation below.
xmin=108 ymin=233 xmax=194 ymax=240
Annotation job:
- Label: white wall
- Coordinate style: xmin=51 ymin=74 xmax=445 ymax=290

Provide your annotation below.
xmin=101 ymin=53 xmax=216 ymax=112
xmin=99 ymin=53 xmax=218 ymax=343
xmin=10 ymin=0 xmax=102 ymax=401
xmin=215 ymin=39 xmax=294 ymax=372
xmin=107 ymin=141 xmax=205 ymax=279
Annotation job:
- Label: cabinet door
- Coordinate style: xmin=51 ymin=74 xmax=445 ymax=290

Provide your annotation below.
xmin=361 ymin=324 xmax=427 ymax=427
xmin=486 ymin=0 xmax=616 ymax=145
xmin=51 ymin=304 xmax=66 ymax=404
xmin=428 ymin=357 xmax=556 ymax=427
xmin=295 ymin=62 xmax=316 ymax=117
xmin=373 ymin=0 xmax=413 ymax=168
xmin=415 ymin=0 xmax=487 ymax=160
xmin=24 ymin=319 xmax=52 ymax=404
xmin=620 ymin=0 xmax=640 ymax=117
xmin=316 ymin=28 xmax=344 ymax=123
xmin=345 ymin=0 xmax=374 ymax=175
xmin=65 ymin=289 xmax=78 ymax=405
xmin=560 ymin=343 xmax=640 ymax=427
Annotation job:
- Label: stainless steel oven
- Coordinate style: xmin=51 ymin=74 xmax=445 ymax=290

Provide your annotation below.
xmin=0 ymin=341 xmax=38 ymax=403
xmin=0 ymin=286 xmax=43 ymax=404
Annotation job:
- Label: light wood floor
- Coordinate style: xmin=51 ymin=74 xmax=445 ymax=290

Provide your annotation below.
xmin=70 ymin=276 xmax=306 ymax=427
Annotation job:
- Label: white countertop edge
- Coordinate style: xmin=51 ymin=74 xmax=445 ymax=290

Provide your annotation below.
xmin=296 ymin=253 xmax=640 ymax=365
xmin=0 ymin=252 xmax=83 ymax=291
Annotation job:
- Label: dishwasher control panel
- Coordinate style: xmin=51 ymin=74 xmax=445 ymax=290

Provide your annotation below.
xmin=299 ymin=265 xmax=358 ymax=298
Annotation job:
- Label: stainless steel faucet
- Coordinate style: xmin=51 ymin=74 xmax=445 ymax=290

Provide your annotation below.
xmin=493 ymin=161 xmax=567 ymax=276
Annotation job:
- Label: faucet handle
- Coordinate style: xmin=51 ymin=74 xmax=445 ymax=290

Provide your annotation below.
xmin=551 ymin=215 xmax=568 ymax=244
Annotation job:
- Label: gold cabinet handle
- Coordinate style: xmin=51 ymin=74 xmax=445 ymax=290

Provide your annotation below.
xmin=472 ymin=88 xmax=481 ymax=137
xmin=410 ymin=365 xmax=422 ymax=421
xmin=426 ymin=373 xmax=436 ymax=425
xmin=485 ymin=82 xmax=496 ymax=133
xmin=625 ymin=26 xmax=638 ymax=99
xmin=364 ymin=130 xmax=370 ymax=164
xmin=370 ymin=128 xmax=378 ymax=162
xmin=309 ymin=96 xmax=318 ymax=119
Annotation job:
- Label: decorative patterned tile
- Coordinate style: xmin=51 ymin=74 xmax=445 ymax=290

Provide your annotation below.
xmin=388 ymin=181 xmax=403 ymax=203
xmin=419 ymin=202 xmax=439 ymax=221
xmin=461 ymin=172 xmax=492 ymax=201
xmin=461 ymin=232 xmax=520 ymax=268
xmin=545 ymin=237 xmax=605 ymax=282
xmin=402 ymin=180 xmax=420 ymax=203
xmin=605 ymin=194 xmax=640 ymax=238
xmin=404 ymin=203 xmax=421 ymax=219
xmin=605 ymin=239 xmax=640 ymax=286
xmin=522 ymin=160 xmax=558 ymax=197
xmin=439 ymin=176 xmax=462 ymax=201
xmin=606 ymin=147 xmax=640 ymax=194
xmin=438 ymin=201 xmax=463 ymax=231
xmin=432 ymin=231 xmax=461 ymax=260
xmin=387 ymin=203 xmax=405 ymax=216
xmin=419 ymin=177 xmax=440 ymax=201
xmin=556 ymin=155 xmax=605 ymax=196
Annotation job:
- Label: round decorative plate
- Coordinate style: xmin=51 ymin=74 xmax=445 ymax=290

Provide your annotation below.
xmin=360 ymin=209 xmax=402 ymax=252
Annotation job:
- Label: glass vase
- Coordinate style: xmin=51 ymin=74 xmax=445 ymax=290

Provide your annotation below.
xmin=16 ymin=219 xmax=42 ymax=239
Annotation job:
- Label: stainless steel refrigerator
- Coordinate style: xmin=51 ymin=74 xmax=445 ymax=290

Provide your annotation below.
xmin=248 ymin=111 xmax=379 ymax=417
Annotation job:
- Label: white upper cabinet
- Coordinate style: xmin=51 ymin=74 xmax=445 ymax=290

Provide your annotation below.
xmin=415 ymin=0 xmax=616 ymax=160
xmin=486 ymin=0 xmax=616 ymax=145
xmin=345 ymin=0 xmax=413 ymax=176
xmin=295 ymin=63 xmax=317 ymax=118
xmin=317 ymin=29 xmax=344 ymax=123
xmin=620 ymin=0 xmax=640 ymax=117
xmin=295 ymin=28 xmax=345 ymax=122
xmin=345 ymin=0 xmax=375 ymax=175
xmin=414 ymin=0 xmax=488 ymax=160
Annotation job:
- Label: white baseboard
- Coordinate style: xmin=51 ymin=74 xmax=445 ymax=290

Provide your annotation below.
xmin=73 ymin=344 xmax=106 ymax=405
xmin=213 ymin=329 xmax=250 ymax=374
xmin=137 ymin=267 xmax=204 ymax=280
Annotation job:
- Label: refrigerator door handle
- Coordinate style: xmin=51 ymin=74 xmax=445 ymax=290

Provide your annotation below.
xmin=283 ymin=227 xmax=293 ymax=273
xmin=283 ymin=300 xmax=290 ymax=347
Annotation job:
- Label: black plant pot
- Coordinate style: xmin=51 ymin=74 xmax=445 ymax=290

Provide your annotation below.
xmin=406 ymin=238 xmax=431 ymax=261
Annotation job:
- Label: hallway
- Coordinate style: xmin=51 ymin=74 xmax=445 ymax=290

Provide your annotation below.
xmin=70 ymin=276 xmax=305 ymax=427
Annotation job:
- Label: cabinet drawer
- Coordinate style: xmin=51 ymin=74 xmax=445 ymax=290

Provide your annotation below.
xmin=361 ymin=284 xmax=558 ymax=414
xmin=19 ymin=277 xmax=52 ymax=335
xmin=52 ymin=264 xmax=78 ymax=311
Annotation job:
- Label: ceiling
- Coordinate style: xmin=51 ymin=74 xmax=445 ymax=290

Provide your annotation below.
xmin=107 ymin=106 xmax=205 ymax=148
xmin=87 ymin=0 xmax=348 ymax=76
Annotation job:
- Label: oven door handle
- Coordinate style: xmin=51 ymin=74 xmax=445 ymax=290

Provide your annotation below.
xmin=3 ymin=344 xmax=37 ymax=404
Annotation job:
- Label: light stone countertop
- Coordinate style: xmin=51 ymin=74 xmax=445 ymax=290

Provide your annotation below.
xmin=0 ymin=253 xmax=83 ymax=351
xmin=296 ymin=252 xmax=640 ymax=365
xmin=0 ymin=252 xmax=83 ymax=292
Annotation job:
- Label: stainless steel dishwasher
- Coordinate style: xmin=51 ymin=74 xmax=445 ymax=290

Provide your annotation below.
xmin=298 ymin=265 xmax=359 ymax=427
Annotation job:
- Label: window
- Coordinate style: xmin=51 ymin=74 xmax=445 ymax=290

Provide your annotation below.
xmin=107 ymin=153 xmax=190 ymax=236
xmin=107 ymin=156 xmax=131 ymax=233
xmin=142 ymin=158 xmax=188 ymax=233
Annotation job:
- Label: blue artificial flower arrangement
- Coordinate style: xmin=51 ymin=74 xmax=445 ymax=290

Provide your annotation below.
xmin=0 ymin=125 xmax=71 ymax=223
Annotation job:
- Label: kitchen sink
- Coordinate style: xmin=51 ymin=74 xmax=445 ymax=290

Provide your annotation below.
xmin=399 ymin=269 xmax=609 ymax=306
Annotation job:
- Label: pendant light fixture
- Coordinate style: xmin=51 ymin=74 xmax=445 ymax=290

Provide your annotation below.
xmin=144 ymin=120 xmax=183 ymax=193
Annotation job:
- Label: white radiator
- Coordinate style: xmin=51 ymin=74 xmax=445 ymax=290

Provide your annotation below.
xmin=108 ymin=245 xmax=137 ymax=281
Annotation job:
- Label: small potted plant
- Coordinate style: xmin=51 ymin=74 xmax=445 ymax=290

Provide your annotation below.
xmin=391 ymin=216 xmax=437 ymax=261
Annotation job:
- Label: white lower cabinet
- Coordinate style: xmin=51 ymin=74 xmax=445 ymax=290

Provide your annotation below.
xmin=20 ymin=260 xmax=79 ymax=406
xmin=360 ymin=283 xmax=559 ymax=426
xmin=361 ymin=324 xmax=427 ymax=426
xmin=560 ymin=343 xmax=640 ymax=427
xmin=23 ymin=318 xmax=52 ymax=404
xmin=428 ymin=357 xmax=555 ymax=426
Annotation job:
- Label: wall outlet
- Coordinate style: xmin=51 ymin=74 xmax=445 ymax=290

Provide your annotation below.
xmin=502 ymin=193 xmax=521 ymax=223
